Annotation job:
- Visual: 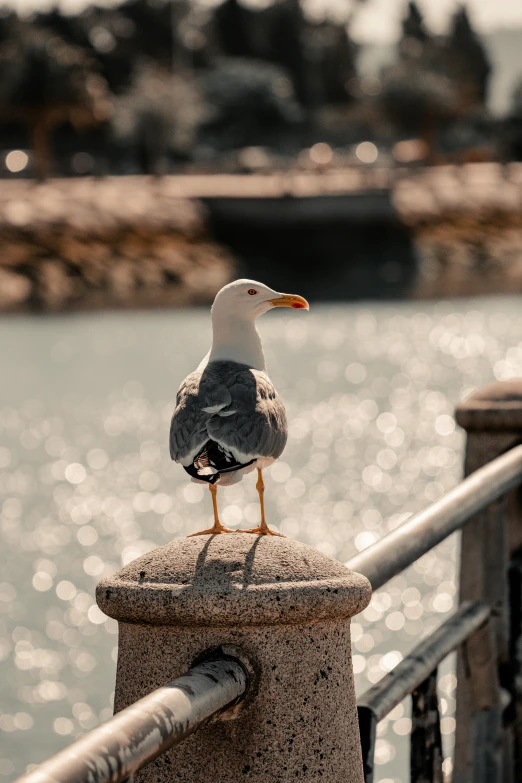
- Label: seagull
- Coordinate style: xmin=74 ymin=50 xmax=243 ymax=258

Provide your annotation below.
xmin=170 ymin=279 xmax=309 ymax=536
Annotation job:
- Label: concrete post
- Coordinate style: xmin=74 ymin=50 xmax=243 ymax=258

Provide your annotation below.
xmin=96 ymin=535 xmax=371 ymax=783
xmin=454 ymin=380 xmax=522 ymax=783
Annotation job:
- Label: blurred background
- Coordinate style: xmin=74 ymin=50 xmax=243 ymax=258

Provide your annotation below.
xmin=1 ymin=2 xmax=522 ymax=783
xmin=1 ymin=0 xmax=522 ymax=305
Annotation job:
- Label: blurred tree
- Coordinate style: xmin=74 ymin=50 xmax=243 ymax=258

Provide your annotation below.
xmin=381 ymin=1 xmax=491 ymax=162
xmin=261 ymin=0 xmax=309 ymax=106
xmin=33 ymin=7 xmax=88 ymax=49
xmin=399 ymin=1 xmax=429 ymax=61
xmin=200 ymin=58 xmax=302 ymax=150
xmin=402 ymin=1 xmax=428 ymax=42
xmin=175 ymin=2 xmax=214 ymax=70
xmin=111 ymin=64 xmax=202 ymax=173
xmin=0 ymin=28 xmax=110 ymax=178
xmin=214 ymin=0 xmax=357 ymax=109
xmin=511 ymin=82 xmax=522 ymax=120
xmin=35 ymin=7 xmax=136 ymax=94
xmin=82 ymin=9 xmax=138 ymax=93
xmin=214 ymin=0 xmax=309 ymax=106
xmin=446 ymin=6 xmax=490 ymax=106
xmin=502 ymin=80 xmax=522 ymax=160
xmin=381 ymin=64 xmax=457 ymax=160
xmin=214 ymin=0 xmax=252 ymax=58
xmin=118 ymin=0 xmax=180 ymax=67
xmin=310 ymin=20 xmax=357 ymax=105
xmin=0 ymin=8 xmax=18 ymax=44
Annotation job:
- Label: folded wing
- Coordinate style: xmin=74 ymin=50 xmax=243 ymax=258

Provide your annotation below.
xmin=169 ymin=360 xmax=287 ymax=468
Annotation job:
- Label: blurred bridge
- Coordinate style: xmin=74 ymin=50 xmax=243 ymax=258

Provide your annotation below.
xmin=1 ymin=162 xmax=521 ymax=228
xmin=1 ymin=161 xmax=521 ymax=309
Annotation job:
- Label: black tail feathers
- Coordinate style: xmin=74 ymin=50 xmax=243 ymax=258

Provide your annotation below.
xmin=183 ymin=440 xmax=255 ymax=484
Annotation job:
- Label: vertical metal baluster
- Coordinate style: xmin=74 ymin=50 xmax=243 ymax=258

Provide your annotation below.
xmin=508 ymin=556 xmax=522 ymax=781
xmin=464 ymin=609 xmax=502 ymax=782
xmin=410 ymin=670 xmax=443 ymax=783
xmin=357 ymin=705 xmax=378 ymax=783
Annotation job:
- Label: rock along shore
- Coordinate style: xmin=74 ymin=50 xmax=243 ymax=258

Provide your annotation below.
xmin=0 ymin=177 xmax=236 ymax=313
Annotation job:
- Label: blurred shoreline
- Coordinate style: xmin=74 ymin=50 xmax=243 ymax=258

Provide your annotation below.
xmin=0 ymin=176 xmax=234 ymax=313
xmin=1 ymin=162 xmax=521 ymax=313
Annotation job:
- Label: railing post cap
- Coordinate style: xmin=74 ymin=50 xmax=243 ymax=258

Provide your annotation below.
xmin=96 ymin=535 xmax=371 ymax=627
xmin=455 ymin=379 xmax=522 ymax=431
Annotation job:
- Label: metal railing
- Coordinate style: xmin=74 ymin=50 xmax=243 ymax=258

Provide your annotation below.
xmin=11 ymin=404 xmax=522 ymax=783
xmin=16 ymin=655 xmax=248 ymax=783
xmin=348 ymin=443 xmax=522 ymax=783
xmin=347 ymin=443 xmax=522 ymax=591
xmin=356 ymin=602 xmax=491 ymax=783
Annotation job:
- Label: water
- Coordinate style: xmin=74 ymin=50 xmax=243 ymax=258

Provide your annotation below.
xmin=1 ymin=299 xmax=522 ymax=782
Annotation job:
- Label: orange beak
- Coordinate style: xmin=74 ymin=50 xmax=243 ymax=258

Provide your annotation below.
xmin=267 ymin=293 xmax=309 ymax=310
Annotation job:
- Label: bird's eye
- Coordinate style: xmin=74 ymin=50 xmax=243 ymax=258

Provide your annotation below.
xmin=247 ymin=289 xmax=257 ymax=296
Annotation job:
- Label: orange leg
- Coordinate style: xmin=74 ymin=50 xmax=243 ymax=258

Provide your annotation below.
xmin=243 ymin=469 xmax=284 ymax=536
xmin=188 ymin=483 xmax=235 ymax=536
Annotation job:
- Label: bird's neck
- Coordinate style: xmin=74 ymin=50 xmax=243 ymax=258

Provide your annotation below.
xmin=209 ymin=313 xmax=266 ymax=371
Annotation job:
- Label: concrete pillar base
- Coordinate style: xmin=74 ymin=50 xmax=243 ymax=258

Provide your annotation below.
xmin=97 ymin=535 xmax=371 ymax=783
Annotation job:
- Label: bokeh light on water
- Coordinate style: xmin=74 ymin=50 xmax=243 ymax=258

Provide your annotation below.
xmin=1 ymin=299 xmax=522 ymax=781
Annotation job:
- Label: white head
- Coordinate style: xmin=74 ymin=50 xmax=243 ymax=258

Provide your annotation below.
xmin=211 ymin=279 xmax=309 ymax=323
xmin=208 ymin=279 xmax=309 ymax=370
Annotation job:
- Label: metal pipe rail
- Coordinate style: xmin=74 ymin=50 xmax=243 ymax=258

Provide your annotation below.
xmin=346 ymin=443 xmax=522 ymax=591
xmin=358 ymin=601 xmax=490 ymax=722
xmin=357 ymin=602 xmax=492 ymax=783
xmin=15 ymin=655 xmax=249 ymax=783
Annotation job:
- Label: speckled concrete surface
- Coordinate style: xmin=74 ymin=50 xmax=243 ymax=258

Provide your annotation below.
xmin=97 ymin=535 xmax=371 ymax=626
xmin=98 ymin=535 xmax=371 ymax=782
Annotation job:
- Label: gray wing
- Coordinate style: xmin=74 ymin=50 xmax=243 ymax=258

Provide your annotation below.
xmin=169 ymin=366 xmax=231 ymax=464
xmin=170 ymin=361 xmax=287 ymax=465
xmin=206 ymin=366 xmax=288 ymax=462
